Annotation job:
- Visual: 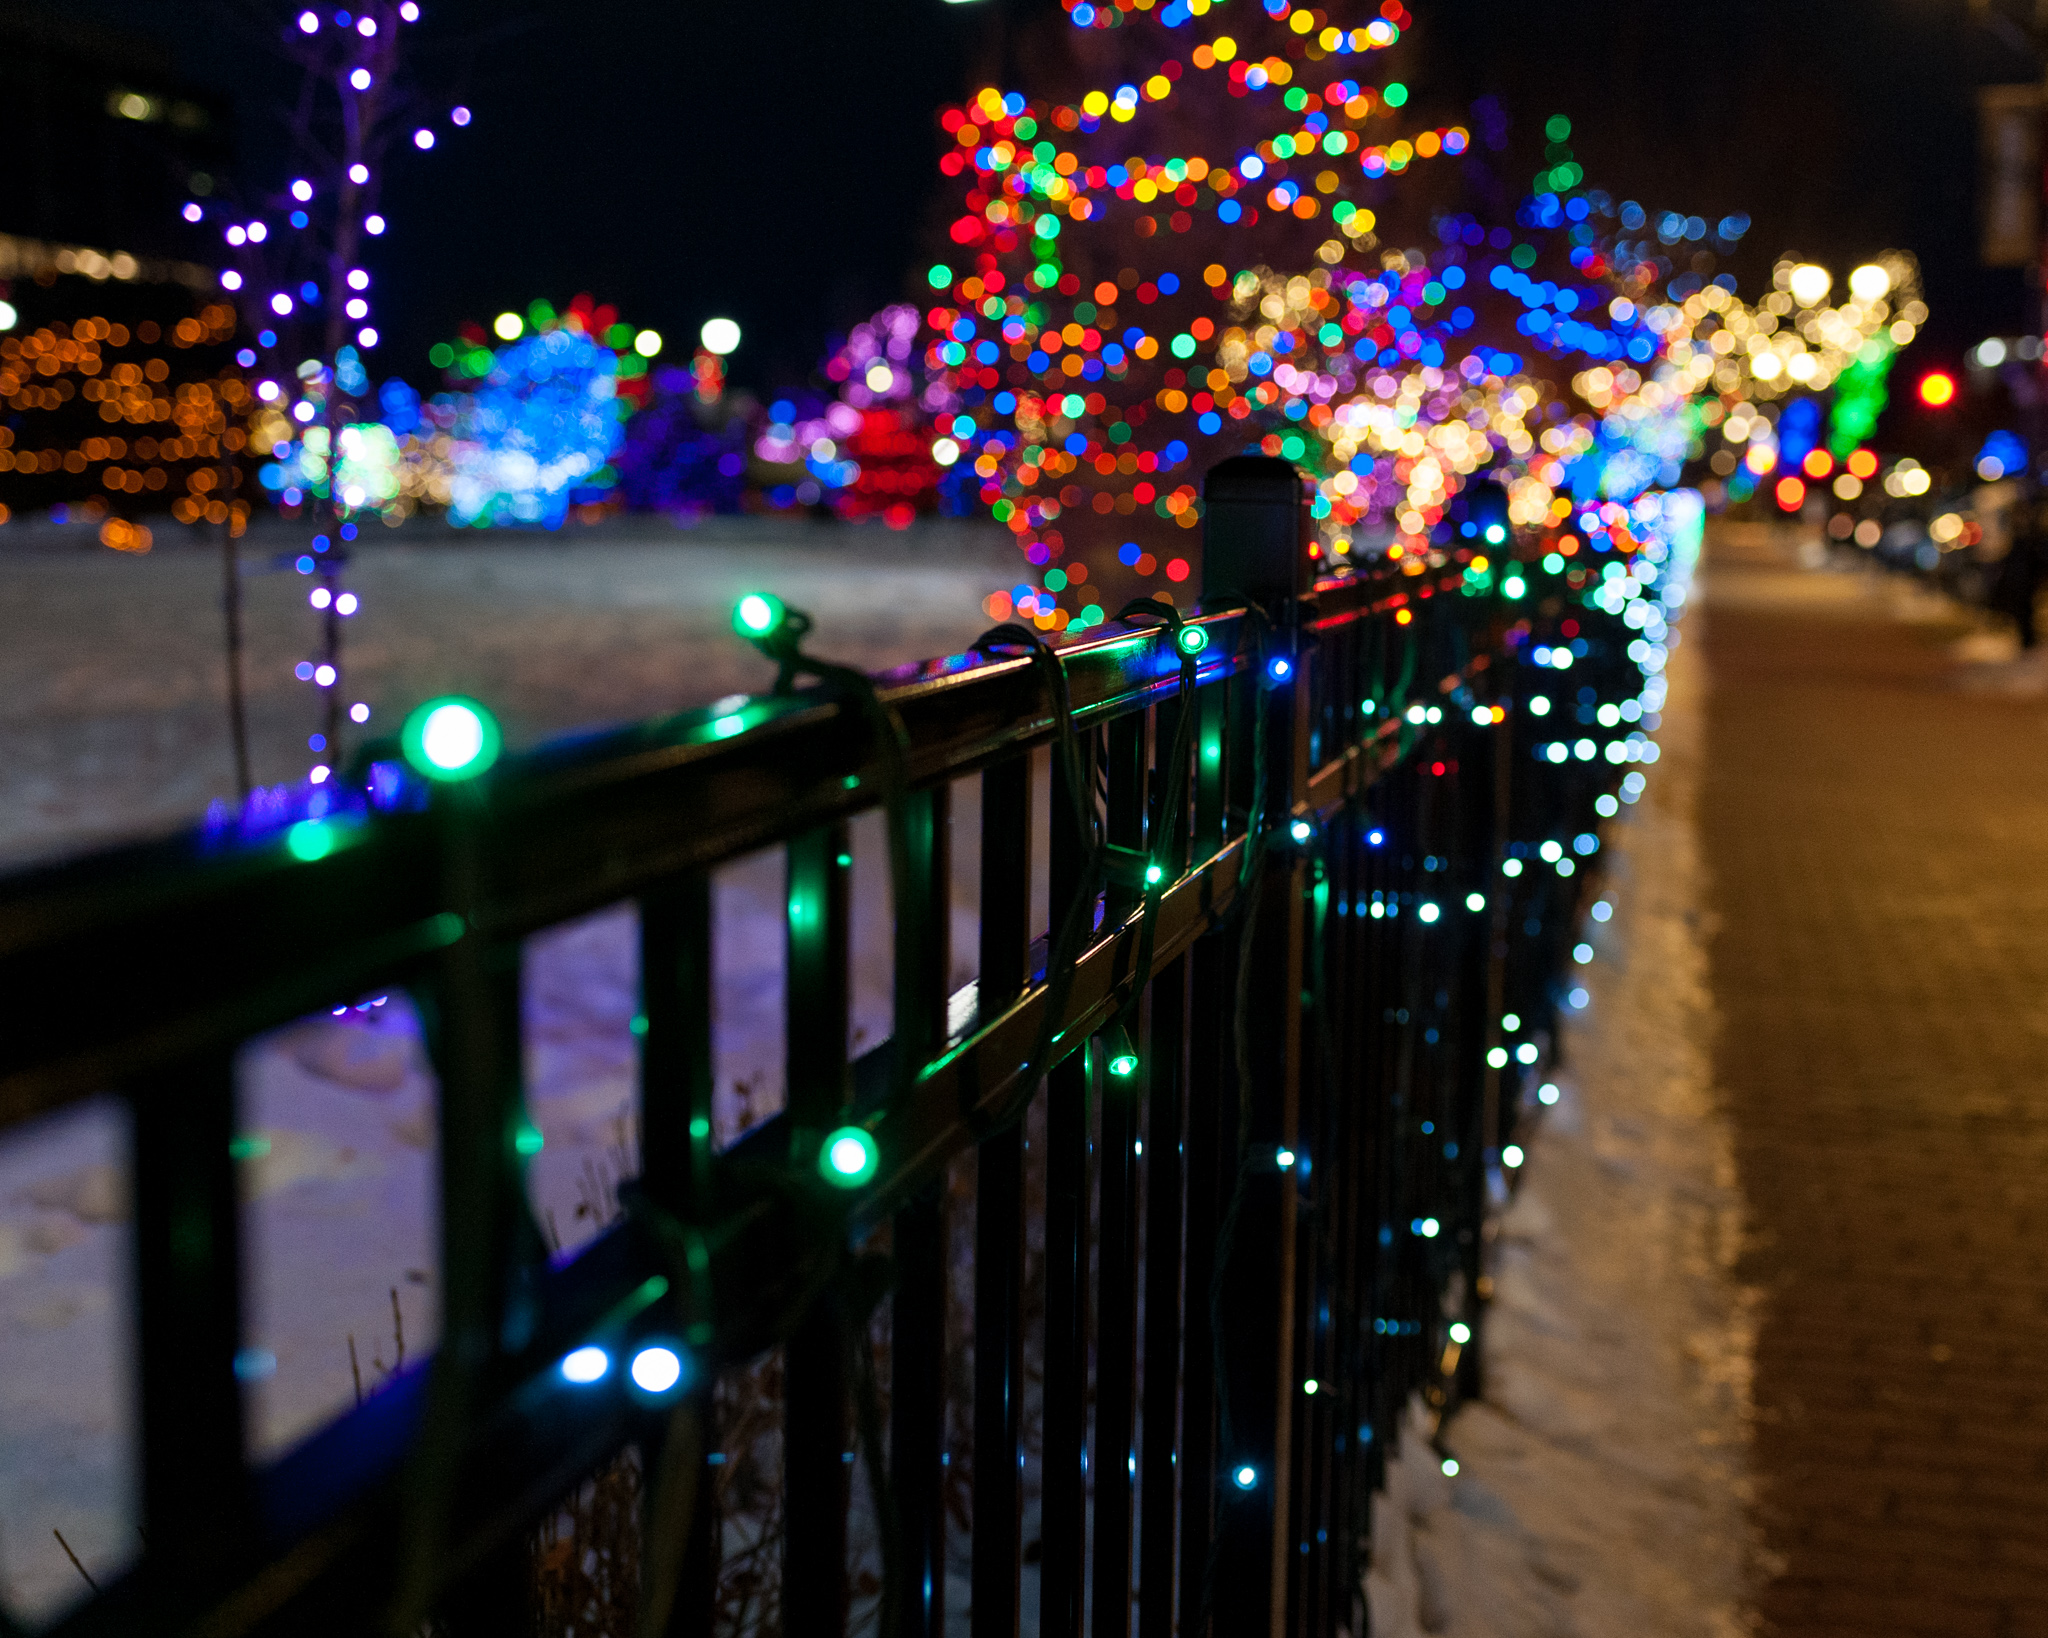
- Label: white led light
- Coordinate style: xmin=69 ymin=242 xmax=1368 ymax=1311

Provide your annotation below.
xmin=630 ymin=1345 xmax=683 ymax=1394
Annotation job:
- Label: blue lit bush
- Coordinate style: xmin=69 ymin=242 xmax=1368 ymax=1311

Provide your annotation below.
xmin=447 ymin=327 xmax=625 ymax=528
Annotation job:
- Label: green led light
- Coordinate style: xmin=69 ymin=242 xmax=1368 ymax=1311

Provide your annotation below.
xmin=1108 ymin=1051 xmax=1140 ymax=1078
xmin=733 ymin=592 xmax=787 ymax=638
xmin=286 ymin=819 xmax=336 ymax=862
xmin=514 ymin=1123 xmax=544 ymax=1157
xmin=820 ymin=1126 xmax=878 ymax=1187
xmin=1176 ymin=624 xmax=1209 ymax=655
xmin=401 ymin=697 xmax=502 ymax=782
xmin=1144 ymin=862 xmax=1165 ymax=886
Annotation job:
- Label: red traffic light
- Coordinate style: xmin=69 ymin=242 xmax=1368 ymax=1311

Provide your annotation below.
xmin=1917 ymin=371 xmax=1957 ymax=408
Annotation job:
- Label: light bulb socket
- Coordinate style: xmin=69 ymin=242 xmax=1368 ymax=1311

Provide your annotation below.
xmin=1104 ymin=1023 xmax=1140 ymax=1080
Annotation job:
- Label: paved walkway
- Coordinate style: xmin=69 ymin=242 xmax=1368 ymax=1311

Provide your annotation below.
xmin=1700 ymin=529 xmax=2048 ymax=1637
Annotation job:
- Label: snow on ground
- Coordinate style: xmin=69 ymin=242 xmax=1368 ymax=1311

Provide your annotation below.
xmin=1365 ymin=587 xmax=1757 ymax=1637
xmin=0 ymin=512 xmax=1019 ymax=869
xmin=0 ymin=515 xmax=1013 ymax=1623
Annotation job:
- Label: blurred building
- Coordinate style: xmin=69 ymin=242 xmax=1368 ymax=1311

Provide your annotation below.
xmin=0 ymin=8 xmax=230 ymax=258
xmin=0 ymin=8 xmax=246 ymax=535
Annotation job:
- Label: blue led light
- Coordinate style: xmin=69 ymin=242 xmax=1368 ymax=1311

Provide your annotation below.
xmin=560 ymin=1345 xmax=610 ymax=1385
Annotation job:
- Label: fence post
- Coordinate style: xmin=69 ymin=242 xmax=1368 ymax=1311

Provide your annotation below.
xmin=1199 ymin=456 xmax=1310 ymax=1638
xmin=783 ymin=823 xmax=854 ymax=1637
xmin=972 ymin=754 xmax=1034 ymax=1638
xmin=129 ymin=1051 xmax=249 ymax=1589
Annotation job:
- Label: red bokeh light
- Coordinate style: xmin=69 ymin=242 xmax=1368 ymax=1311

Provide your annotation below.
xmin=1775 ymin=475 xmax=1807 ymax=511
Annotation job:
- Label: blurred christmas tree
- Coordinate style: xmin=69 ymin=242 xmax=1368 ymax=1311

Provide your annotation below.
xmin=617 ymin=367 xmax=754 ymax=519
xmin=405 ymin=295 xmax=663 ymax=526
xmin=916 ymin=0 xmax=1699 ymax=626
xmin=821 ymin=306 xmax=946 ymax=525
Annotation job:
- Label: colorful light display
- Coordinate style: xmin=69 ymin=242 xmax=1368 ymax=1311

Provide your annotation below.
xmin=744 ymin=306 xmax=950 ymax=524
xmin=433 ymin=295 xmax=659 ymax=410
xmin=753 ymin=393 xmax=869 ymax=512
xmin=909 ymin=0 xmax=1742 ymax=626
xmin=0 ymin=234 xmax=246 ymax=536
xmin=412 ymin=295 xmax=656 ymax=526
xmin=444 ymin=325 xmax=627 ymax=527
xmin=1661 ymin=254 xmax=1923 ymax=501
xmin=617 ymin=368 xmax=753 ymax=518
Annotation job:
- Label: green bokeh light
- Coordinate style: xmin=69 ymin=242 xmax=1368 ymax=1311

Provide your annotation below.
xmin=820 ymin=1126 xmax=879 ymax=1187
xmin=286 ymin=819 xmax=335 ymax=862
xmin=401 ymin=697 xmax=502 ymax=783
xmin=734 ymin=592 xmax=786 ymax=638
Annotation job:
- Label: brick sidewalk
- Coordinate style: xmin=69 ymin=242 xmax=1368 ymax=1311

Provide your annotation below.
xmin=1700 ymin=538 xmax=2048 ymax=1637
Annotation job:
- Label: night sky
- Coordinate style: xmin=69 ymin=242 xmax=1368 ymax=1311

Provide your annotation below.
xmin=42 ymin=0 xmax=2046 ymax=394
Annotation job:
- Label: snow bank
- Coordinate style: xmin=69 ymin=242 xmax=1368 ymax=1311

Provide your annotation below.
xmin=1366 ymin=603 xmax=1756 ymax=1638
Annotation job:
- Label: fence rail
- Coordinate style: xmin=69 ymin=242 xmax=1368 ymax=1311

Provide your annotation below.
xmin=0 ymin=456 xmax=1641 ymax=1638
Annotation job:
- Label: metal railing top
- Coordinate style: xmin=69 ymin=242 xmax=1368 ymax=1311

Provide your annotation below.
xmin=0 ymin=556 xmax=1457 ymax=1130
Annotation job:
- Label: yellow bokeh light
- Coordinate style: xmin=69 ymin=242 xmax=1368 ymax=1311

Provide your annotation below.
xmin=1788 ymin=264 xmax=1832 ymax=307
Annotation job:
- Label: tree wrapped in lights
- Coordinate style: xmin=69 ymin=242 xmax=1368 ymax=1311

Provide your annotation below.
xmin=821 ymin=306 xmax=947 ymax=524
xmin=392 ymin=295 xmax=661 ymax=527
xmin=185 ymin=0 xmax=474 ymax=786
xmin=608 ymin=310 xmax=767 ymax=520
xmin=915 ymin=0 xmax=1747 ymax=628
xmin=736 ymin=308 xmax=954 ymax=523
xmin=617 ymin=372 xmax=754 ymax=518
xmin=751 ymin=392 xmax=869 ymax=513
xmin=446 ymin=329 xmax=627 ymax=528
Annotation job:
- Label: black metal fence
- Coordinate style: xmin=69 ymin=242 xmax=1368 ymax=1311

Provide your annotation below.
xmin=0 ymin=456 xmax=1646 ymax=1637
